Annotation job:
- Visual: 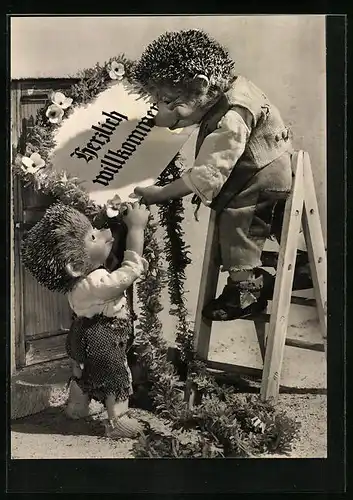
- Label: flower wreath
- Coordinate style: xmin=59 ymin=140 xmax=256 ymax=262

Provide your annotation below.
xmin=12 ymin=55 xmax=299 ymax=457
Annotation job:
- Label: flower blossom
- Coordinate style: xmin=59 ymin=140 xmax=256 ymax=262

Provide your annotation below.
xmin=108 ymin=61 xmax=125 ymax=81
xmin=51 ymin=91 xmax=73 ymax=110
xmin=46 ymin=104 xmax=64 ymax=124
xmin=251 ymin=416 xmax=266 ymax=433
xmin=45 ymin=91 xmax=73 ymax=123
xmin=21 ymin=153 xmax=45 ymax=174
xmin=106 ymin=194 xmax=122 ymax=218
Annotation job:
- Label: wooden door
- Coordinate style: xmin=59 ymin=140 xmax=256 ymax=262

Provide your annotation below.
xmin=12 ymin=79 xmax=78 ymax=369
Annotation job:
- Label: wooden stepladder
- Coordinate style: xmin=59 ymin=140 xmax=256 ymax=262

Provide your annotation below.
xmin=192 ymin=150 xmax=327 ymax=403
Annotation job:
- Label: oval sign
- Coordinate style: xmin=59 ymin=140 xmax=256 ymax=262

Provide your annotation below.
xmin=49 ymin=82 xmax=197 ymax=205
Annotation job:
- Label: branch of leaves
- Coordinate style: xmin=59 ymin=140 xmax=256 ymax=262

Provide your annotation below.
xmin=132 ymin=429 xmax=224 ymax=458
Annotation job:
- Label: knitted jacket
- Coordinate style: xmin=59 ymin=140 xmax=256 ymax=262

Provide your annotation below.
xmin=189 ymin=76 xmax=293 ymax=213
xmin=196 ymin=75 xmax=293 ymax=165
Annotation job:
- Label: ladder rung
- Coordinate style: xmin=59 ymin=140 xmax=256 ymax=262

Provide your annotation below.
xmin=204 ymin=370 xmax=327 ymax=395
xmin=205 ymin=359 xmax=263 ymax=377
xmin=290 ymin=296 xmax=316 ymax=307
xmin=242 ymin=313 xmax=271 ymax=322
xmin=242 ymin=296 xmax=316 ymax=324
xmin=205 ymin=337 xmax=324 ymax=378
xmin=285 ymin=338 xmax=325 ymax=352
xmin=244 ymin=317 xmax=325 ymax=351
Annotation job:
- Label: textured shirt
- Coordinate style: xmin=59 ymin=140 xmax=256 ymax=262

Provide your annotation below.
xmin=181 ymin=76 xmax=292 ymax=206
xmin=68 ymin=250 xmax=148 ymax=319
xmin=181 ymin=110 xmax=250 ymax=205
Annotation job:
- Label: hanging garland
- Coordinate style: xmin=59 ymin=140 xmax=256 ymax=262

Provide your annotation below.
xmin=12 ymin=55 xmax=300 ymax=457
xmin=156 ymin=156 xmax=195 ymax=364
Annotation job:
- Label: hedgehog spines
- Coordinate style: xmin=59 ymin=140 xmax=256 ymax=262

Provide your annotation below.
xmin=21 ymin=203 xmax=92 ymax=293
xmin=133 ymin=29 xmax=235 ymax=95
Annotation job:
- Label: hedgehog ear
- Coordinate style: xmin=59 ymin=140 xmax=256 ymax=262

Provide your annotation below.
xmin=66 ymin=262 xmax=83 ymax=278
xmin=192 ymin=74 xmax=210 ymax=93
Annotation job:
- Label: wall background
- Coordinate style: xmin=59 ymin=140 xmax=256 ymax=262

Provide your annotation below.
xmin=11 ymin=15 xmax=327 ymax=345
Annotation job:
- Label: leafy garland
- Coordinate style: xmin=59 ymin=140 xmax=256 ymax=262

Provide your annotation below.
xmin=12 ymin=55 xmax=300 ymax=457
xmin=156 ymin=157 xmax=195 ymax=363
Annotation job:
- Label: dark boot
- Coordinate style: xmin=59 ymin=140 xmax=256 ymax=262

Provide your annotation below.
xmin=202 ymin=278 xmax=268 ymax=322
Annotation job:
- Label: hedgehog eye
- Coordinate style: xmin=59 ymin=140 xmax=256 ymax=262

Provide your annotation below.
xmin=91 ymin=234 xmax=96 ymax=241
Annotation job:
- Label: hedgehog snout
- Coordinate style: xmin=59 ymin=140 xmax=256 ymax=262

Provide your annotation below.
xmin=100 ymin=228 xmax=113 ymax=243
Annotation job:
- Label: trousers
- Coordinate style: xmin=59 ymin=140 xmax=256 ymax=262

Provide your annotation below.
xmin=66 ymin=315 xmax=134 ymax=403
xmin=217 ymin=152 xmax=292 ymax=272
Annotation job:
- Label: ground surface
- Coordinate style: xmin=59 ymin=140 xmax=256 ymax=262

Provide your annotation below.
xmin=11 ymin=387 xmax=326 ymax=459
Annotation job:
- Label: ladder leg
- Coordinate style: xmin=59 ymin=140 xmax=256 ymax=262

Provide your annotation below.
xmin=193 ymin=210 xmax=220 ymax=359
xmin=260 ymin=151 xmax=305 ymax=402
xmin=254 ymin=321 xmax=266 ymax=362
xmin=302 ymin=152 xmax=327 ymax=356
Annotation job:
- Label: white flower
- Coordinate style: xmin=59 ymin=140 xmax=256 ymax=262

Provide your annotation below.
xmin=259 ymin=422 xmax=266 ymax=433
xmin=251 ymin=416 xmax=266 ymax=433
xmin=108 ymin=61 xmax=125 ymax=81
xmin=21 ymin=153 xmax=45 ymax=174
xmin=106 ymin=194 xmax=122 ymax=218
xmin=106 ymin=207 xmax=120 ymax=218
xmin=51 ymin=91 xmax=73 ymax=110
xmin=46 ymin=104 xmax=64 ymax=124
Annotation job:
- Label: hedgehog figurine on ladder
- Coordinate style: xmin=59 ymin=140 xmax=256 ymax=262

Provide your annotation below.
xmin=132 ymin=28 xmax=311 ymax=322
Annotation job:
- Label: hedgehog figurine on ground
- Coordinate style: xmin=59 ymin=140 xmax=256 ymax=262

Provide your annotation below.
xmin=21 ymin=201 xmax=150 ymax=439
xmin=22 ymin=203 xmax=97 ymax=293
xmin=21 ymin=203 xmax=128 ymax=292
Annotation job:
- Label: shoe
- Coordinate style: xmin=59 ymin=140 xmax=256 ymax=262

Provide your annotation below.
xmin=202 ymin=281 xmax=268 ymax=322
xmin=105 ymin=415 xmax=144 ymax=439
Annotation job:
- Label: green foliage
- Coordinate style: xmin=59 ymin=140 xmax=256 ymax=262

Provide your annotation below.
xmin=156 ymin=156 xmax=194 ymax=362
xmin=133 ymin=430 xmax=224 ymax=458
